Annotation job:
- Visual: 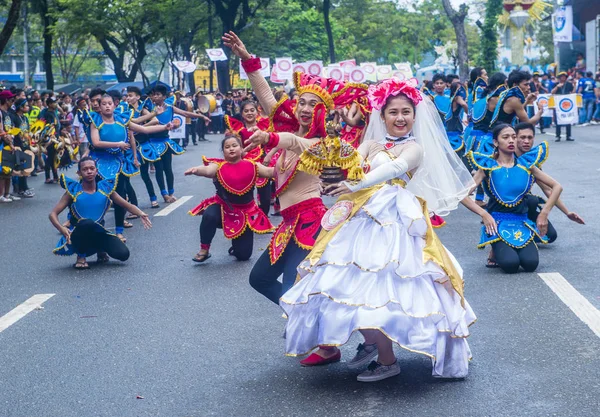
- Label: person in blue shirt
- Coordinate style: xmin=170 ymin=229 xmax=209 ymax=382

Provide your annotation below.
xmin=576 ymin=71 xmax=596 ymax=125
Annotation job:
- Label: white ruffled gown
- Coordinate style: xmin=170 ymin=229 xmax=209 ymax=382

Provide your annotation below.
xmin=280 ymin=149 xmax=476 ymax=378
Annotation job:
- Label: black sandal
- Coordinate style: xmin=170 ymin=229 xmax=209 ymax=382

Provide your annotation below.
xmin=123 ymin=221 xmax=134 ymax=228
xmin=73 ymin=260 xmax=90 ymax=269
xmin=150 ymin=201 xmax=160 ymax=209
xmin=192 ymin=252 xmax=211 ymax=263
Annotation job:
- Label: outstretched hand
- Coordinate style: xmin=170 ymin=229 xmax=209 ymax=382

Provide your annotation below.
xmin=140 ymin=213 xmax=152 ymax=230
xmin=222 ymin=31 xmax=252 ymax=61
xmin=243 ymin=126 xmax=269 ymax=153
xmin=567 ymin=212 xmax=585 ymax=224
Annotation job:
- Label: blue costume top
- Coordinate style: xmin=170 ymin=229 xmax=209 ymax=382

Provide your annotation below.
xmin=466 ymin=85 xmax=507 ymax=155
xmin=468 ymin=142 xmax=549 ymax=249
xmin=489 ymin=86 xmax=526 ymax=128
xmin=139 ymin=96 xmax=184 ymax=162
xmin=88 ymin=111 xmax=139 ymax=179
xmin=468 ymin=78 xmax=487 ymax=111
xmin=53 ymin=174 xmax=118 ymax=256
xmin=431 ymin=94 xmax=451 ymax=126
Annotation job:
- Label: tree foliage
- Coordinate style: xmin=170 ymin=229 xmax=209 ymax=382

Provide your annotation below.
xmin=478 ymin=0 xmax=503 ymax=72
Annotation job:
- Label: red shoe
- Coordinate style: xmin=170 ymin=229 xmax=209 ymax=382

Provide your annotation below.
xmin=429 ymin=214 xmax=446 ymax=228
xmin=299 ymin=348 xmax=341 ymax=367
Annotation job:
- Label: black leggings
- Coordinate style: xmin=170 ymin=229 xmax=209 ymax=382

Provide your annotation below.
xmin=249 ymin=240 xmax=311 ymax=304
xmin=44 ymin=146 xmax=58 ymax=181
xmin=70 ymin=219 xmax=130 ymax=261
xmin=113 ymin=173 xmax=128 ymax=232
xmin=257 ymin=183 xmax=271 ymax=216
xmin=526 ymin=195 xmax=557 ymax=243
xmin=491 ymin=241 xmax=539 ymax=274
xmin=140 ymin=161 xmax=157 ymax=201
xmin=200 ymin=204 xmax=253 ymax=261
xmin=140 ymin=153 xmax=172 ymax=200
xmin=125 ymin=176 xmax=138 ymax=206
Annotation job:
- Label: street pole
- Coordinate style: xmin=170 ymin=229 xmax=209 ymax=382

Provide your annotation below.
xmin=22 ymin=2 xmax=30 ymax=87
xmin=511 ymin=26 xmax=525 ymax=67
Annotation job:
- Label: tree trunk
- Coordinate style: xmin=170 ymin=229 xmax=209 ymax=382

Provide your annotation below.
xmin=441 ymin=0 xmax=469 ymax=81
xmin=39 ymin=0 xmax=55 ymax=90
xmin=0 ymin=0 xmax=23 ymax=56
xmin=323 ymin=0 xmax=335 ymax=63
xmin=182 ymin=41 xmax=196 ymax=93
xmin=207 ymin=0 xmax=215 ymax=92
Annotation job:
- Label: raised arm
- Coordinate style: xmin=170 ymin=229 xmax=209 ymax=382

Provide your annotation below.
xmin=223 ymin=31 xmax=278 ymax=114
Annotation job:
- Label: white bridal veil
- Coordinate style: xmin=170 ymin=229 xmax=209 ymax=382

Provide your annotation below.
xmin=363 ymin=92 xmax=475 ymax=214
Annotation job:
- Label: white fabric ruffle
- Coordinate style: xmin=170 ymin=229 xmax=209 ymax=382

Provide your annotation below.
xmin=281 ymin=185 xmax=476 ymax=378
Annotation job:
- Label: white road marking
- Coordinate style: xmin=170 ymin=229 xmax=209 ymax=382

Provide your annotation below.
xmin=538 ymin=272 xmax=600 ymax=338
xmin=154 ymin=195 xmax=193 ymax=217
xmin=0 ymin=294 xmax=55 ymax=333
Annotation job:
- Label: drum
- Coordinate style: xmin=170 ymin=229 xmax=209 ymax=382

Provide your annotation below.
xmin=197 ymin=94 xmax=217 ymax=113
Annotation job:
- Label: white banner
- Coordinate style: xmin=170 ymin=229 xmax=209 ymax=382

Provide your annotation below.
xmin=348 ymin=67 xmax=367 ymax=83
xmin=293 ymin=63 xmax=307 ymax=74
xmin=393 ymin=62 xmax=413 ymax=79
xmin=206 ymin=48 xmax=228 ymax=62
xmin=339 ymin=59 xmax=357 ymax=74
xmin=552 ymin=6 xmax=573 ymax=43
xmin=306 ymin=60 xmax=324 ymax=76
xmin=537 ymin=94 xmax=553 ymax=118
xmin=169 ymin=114 xmax=185 ymax=139
xmin=172 ymin=61 xmax=197 ymax=73
xmin=275 ymin=57 xmax=293 ymax=80
xmin=270 ymin=64 xmax=285 ymax=84
xmin=259 ymin=58 xmax=271 ymax=78
xmin=554 ymin=94 xmax=579 ymax=125
xmin=376 ymin=65 xmax=393 ymax=80
xmin=360 ymin=63 xmax=377 ymax=82
xmin=327 ymin=65 xmax=344 ymax=81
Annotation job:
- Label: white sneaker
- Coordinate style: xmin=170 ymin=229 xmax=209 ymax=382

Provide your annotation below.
xmin=581 ymin=122 xmax=590 ymax=127
xmin=357 ymin=360 xmax=401 ymax=382
xmin=8 ymin=194 xmax=21 ymax=201
xmin=347 ymin=343 xmax=379 ymax=369
xmin=0 ymin=196 xmax=12 ymax=203
xmin=590 ymin=120 xmax=599 ymax=125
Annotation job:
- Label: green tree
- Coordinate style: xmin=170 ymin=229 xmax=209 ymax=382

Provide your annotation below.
xmin=478 ymin=0 xmax=503 ymax=72
xmin=56 ymin=0 xmax=161 ymax=82
xmin=0 ymin=0 xmax=24 ymax=56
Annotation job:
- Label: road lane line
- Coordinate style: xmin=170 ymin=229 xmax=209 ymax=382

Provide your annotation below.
xmin=154 ymin=196 xmax=193 ymax=217
xmin=538 ymin=272 xmax=600 ymax=338
xmin=0 ymin=294 xmax=55 ymax=333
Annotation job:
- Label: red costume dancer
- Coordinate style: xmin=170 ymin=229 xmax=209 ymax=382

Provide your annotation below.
xmin=224 ymin=103 xmax=273 ymax=214
xmin=187 ymin=136 xmax=274 ymax=263
xmin=223 ymin=31 xmax=366 ymax=366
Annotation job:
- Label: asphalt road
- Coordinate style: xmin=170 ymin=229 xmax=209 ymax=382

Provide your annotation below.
xmin=1 ymin=125 xmax=599 ymax=417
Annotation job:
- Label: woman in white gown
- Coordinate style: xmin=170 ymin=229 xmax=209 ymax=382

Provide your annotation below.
xmin=279 ymin=79 xmax=479 ymax=382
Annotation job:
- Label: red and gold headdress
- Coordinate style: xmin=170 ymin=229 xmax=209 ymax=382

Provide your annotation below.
xmin=367 ymin=78 xmax=423 ymax=111
xmin=293 ymin=72 xmax=368 ymax=110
